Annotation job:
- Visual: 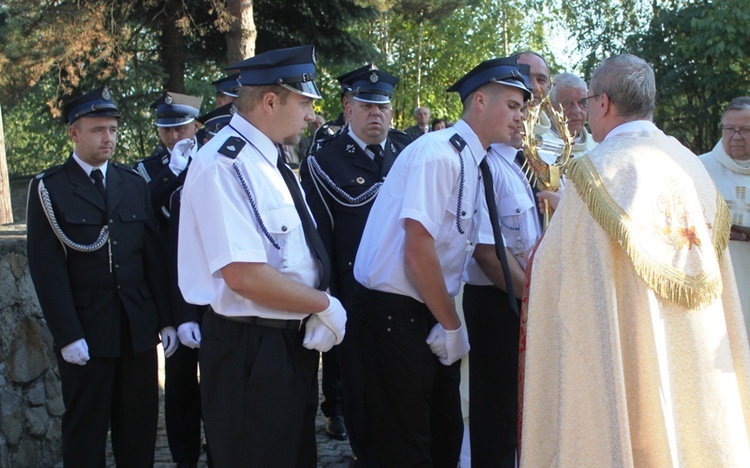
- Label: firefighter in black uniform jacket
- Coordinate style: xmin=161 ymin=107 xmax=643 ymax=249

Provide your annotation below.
xmin=300 ymin=66 xmax=411 ymax=465
xmin=133 ymin=91 xmax=207 ymax=467
xmin=26 ymin=86 xmax=176 ymax=467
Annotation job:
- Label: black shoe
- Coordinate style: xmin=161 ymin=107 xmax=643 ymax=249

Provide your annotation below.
xmin=325 ymin=415 xmax=347 ymax=440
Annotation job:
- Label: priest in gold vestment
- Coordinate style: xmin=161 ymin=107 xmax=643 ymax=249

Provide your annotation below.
xmin=520 ymin=54 xmax=750 ymax=467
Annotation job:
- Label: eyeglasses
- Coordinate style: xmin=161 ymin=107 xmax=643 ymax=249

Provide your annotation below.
xmin=722 ymin=126 xmax=750 ymax=139
xmin=559 ymin=99 xmax=589 ymax=111
xmin=580 ymin=94 xmax=601 ymax=108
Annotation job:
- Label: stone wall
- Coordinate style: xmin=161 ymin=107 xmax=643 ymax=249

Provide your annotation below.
xmin=0 ymin=224 xmax=63 ymax=467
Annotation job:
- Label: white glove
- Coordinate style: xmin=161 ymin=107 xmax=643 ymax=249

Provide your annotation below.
xmin=425 ymin=323 xmax=447 ymax=361
xmin=302 ymin=315 xmax=338 ymax=352
xmin=442 ymin=323 xmax=470 ymax=366
xmin=61 ymin=338 xmax=90 ymax=366
xmin=161 ymin=326 xmax=178 ymax=358
xmin=177 ymin=321 xmax=202 ymax=349
xmin=168 ymin=138 xmax=194 ymax=175
xmin=315 ymin=293 xmax=347 ymax=345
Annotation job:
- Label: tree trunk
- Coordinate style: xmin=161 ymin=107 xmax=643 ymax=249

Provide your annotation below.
xmin=160 ymin=0 xmax=186 ymax=92
xmin=0 ymin=102 xmax=13 ymax=224
xmin=226 ymin=0 xmax=256 ymax=65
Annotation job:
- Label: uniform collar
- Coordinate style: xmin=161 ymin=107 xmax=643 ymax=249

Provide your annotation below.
xmin=488 ymin=142 xmax=518 ymax=164
xmin=347 ymin=127 xmax=385 ymax=154
xmin=72 ymin=152 xmax=109 ymax=179
xmin=453 ymin=119 xmax=486 ymax=166
xmin=228 ymin=113 xmax=278 ymax=165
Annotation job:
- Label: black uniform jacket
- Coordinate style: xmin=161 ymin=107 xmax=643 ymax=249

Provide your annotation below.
xmin=300 ymin=132 xmax=411 ymax=301
xmin=26 ymin=155 xmax=171 ymax=357
xmin=133 ymin=139 xmax=200 ymax=227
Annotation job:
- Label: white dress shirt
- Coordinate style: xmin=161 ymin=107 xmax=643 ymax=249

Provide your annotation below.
xmin=464 ymin=143 xmax=542 ymax=285
xmin=178 ymin=113 xmax=319 ymax=319
xmin=354 ymin=119 xmax=485 ymax=300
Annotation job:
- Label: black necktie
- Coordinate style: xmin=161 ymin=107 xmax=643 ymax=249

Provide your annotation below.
xmin=366 ymin=144 xmax=384 ymax=170
xmin=479 ymin=158 xmax=519 ymax=316
xmin=276 ymin=148 xmax=331 ymax=291
xmin=91 ymin=168 xmax=106 ymax=201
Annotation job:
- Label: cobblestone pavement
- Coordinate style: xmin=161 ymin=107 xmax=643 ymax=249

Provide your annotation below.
xmin=103 ymin=350 xmax=355 ymax=467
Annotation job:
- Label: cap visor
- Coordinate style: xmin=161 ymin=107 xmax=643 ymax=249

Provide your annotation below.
xmin=280 ymin=81 xmax=322 ymax=100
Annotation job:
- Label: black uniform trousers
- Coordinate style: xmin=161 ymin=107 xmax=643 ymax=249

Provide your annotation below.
xmin=57 ymin=299 xmax=158 ymax=468
xmin=354 ymin=285 xmax=463 ymax=468
xmin=463 ymin=284 xmax=521 ymax=468
xmin=164 ymin=344 xmax=201 ymax=463
xmin=199 ymin=311 xmax=319 ymax=467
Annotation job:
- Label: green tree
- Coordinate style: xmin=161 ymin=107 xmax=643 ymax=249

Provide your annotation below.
xmin=629 ymin=0 xmax=750 ymax=153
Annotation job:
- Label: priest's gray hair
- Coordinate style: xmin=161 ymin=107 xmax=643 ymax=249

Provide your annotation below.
xmin=549 ymin=73 xmax=588 ymax=105
xmin=722 ymin=96 xmax=750 ymax=120
xmin=590 ymin=54 xmax=655 ymax=120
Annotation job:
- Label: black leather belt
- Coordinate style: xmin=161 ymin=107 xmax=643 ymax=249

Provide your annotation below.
xmin=214 ymin=309 xmax=309 ymax=330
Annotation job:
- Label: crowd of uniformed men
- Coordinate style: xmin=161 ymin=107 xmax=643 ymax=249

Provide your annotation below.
xmin=24 ymin=41 xmax=750 ymax=468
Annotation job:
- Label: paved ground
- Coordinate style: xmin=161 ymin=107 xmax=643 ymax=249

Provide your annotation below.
xmin=103 ymin=350 xmax=355 ymax=467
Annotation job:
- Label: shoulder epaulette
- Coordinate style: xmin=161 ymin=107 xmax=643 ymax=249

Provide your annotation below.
xmin=388 ymin=128 xmax=408 ymax=136
xmin=35 ymin=165 xmax=64 ymax=180
xmin=112 ymin=161 xmax=140 ymax=175
xmin=449 ymin=133 xmax=467 ymax=152
xmin=218 ymin=137 xmax=246 ymax=159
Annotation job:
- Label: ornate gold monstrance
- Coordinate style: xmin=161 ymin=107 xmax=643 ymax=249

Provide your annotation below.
xmin=520 ymin=95 xmax=575 ymax=228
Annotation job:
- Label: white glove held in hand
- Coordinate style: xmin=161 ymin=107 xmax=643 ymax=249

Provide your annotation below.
xmin=303 ymin=315 xmax=337 ymax=352
xmin=168 ymin=138 xmax=194 ymax=175
xmin=425 ymin=323 xmax=448 ymax=361
xmin=316 ymin=293 xmax=347 ymax=345
xmin=61 ymin=338 xmax=90 ymax=366
xmin=177 ymin=322 xmax=202 ymax=349
xmin=161 ymin=326 xmax=178 ymax=358
xmin=442 ymin=323 xmax=470 ymax=366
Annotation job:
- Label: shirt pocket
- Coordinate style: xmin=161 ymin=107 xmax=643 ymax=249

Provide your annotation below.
xmin=262 ymin=206 xmax=306 ymax=269
xmin=118 ymin=206 xmax=150 ymax=223
xmin=439 ymin=192 xmax=476 ymax=248
xmin=497 ymin=192 xmax=535 ymax=249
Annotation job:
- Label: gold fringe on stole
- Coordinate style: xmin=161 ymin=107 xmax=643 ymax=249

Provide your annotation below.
xmin=568 ymin=157 xmax=726 ymax=310
xmin=713 ymin=189 xmax=731 ymax=260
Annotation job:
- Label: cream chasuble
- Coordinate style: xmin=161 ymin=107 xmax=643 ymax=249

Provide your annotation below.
xmin=520 ymin=125 xmax=750 ymax=467
xmin=701 ymin=141 xmax=750 ymax=341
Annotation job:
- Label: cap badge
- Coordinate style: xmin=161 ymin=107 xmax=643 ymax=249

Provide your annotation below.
xmin=101 ymin=86 xmax=111 ymax=101
xmin=164 ymin=94 xmax=173 ymax=105
xmin=370 ymin=72 xmax=379 ymax=83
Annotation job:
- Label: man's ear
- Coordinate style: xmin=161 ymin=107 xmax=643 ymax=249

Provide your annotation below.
xmin=68 ymin=125 xmax=79 ymax=143
xmin=261 ymin=91 xmax=278 ymax=114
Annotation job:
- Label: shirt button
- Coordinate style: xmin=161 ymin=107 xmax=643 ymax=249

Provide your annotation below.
xmin=163 ymin=177 xmax=170 ymax=182
xmin=109 ymin=218 xmax=114 ymax=223
xmin=131 ymin=214 xmax=136 ymax=219
xmin=387 ymin=315 xmax=392 ymax=320
xmin=81 ymin=218 xmax=86 ymax=222
xmin=281 ymin=225 xmax=288 ymax=232
xmin=387 ymin=327 xmax=391 ymax=332
xmin=348 ymin=261 xmax=352 ymax=266
xmin=410 ymin=318 xmax=415 ymax=323
xmin=117 ymin=285 xmax=121 ymax=290
xmin=112 ymin=240 xmax=118 ymax=246
xmin=282 ymin=260 xmax=288 ymax=268
xmin=516 ymin=208 xmax=520 ymax=213
xmin=115 ymin=264 xmax=120 ymax=269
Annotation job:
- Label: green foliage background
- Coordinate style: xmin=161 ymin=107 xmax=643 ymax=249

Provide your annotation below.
xmin=1 ymin=0 xmax=749 ymax=176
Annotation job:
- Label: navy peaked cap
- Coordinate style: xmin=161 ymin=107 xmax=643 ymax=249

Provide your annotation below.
xmin=211 ymin=73 xmax=241 ymax=98
xmin=150 ymin=92 xmax=203 ymax=128
xmin=347 ymin=68 xmax=399 ymax=104
xmin=63 ymin=86 xmax=121 ymax=124
xmin=227 ymin=45 xmax=321 ymax=99
xmin=198 ymin=103 xmax=235 ymax=135
xmin=336 ymin=63 xmax=378 ymax=95
xmin=447 ymin=57 xmax=531 ymax=102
